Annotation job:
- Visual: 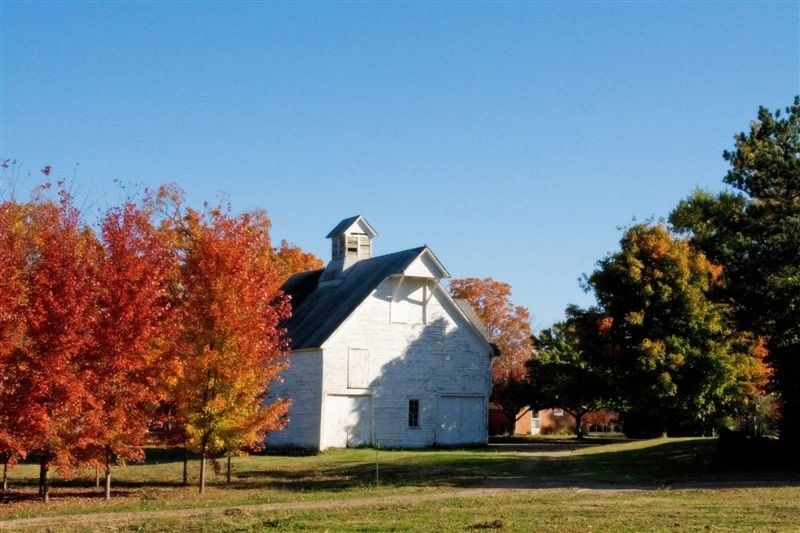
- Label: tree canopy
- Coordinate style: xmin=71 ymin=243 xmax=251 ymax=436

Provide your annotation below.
xmin=670 ymin=97 xmax=800 ymax=442
xmin=159 ymin=187 xmax=293 ymax=494
xmin=0 ymin=177 xmax=321 ymax=500
xmin=572 ymin=223 xmax=768 ymax=437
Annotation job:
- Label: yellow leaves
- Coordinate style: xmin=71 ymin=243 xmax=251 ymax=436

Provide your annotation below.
xmin=640 ymin=338 xmax=666 ymax=361
xmin=628 ymin=258 xmax=644 ymax=283
xmin=656 ymin=371 xmax=678 ymax=397
xmin=625 ymin=311 xmax=645 ymax=327
xmin=206 ymin=394 xmax=228 ymax=415
xmin=668 ymin=353 xmax=685 ymax=368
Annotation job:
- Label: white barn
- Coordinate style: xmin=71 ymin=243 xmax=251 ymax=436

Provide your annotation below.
xmin=265 ymin=215 xmax=495 ymax=450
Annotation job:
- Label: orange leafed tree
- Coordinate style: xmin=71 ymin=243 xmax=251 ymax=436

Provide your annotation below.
xmin=274 ymin=239 xmax=323 ymax=282
xmin=7 ymin=187 xmax=103 ymax=501
xmin=161 ymin=188 xmax=291 ymax=493
xmin=0 ymin=200 xmax=34 ymax=491
xmin=449 ymin=277 xmax=533 ymax=434
xmin=84 ymin=193 xmax=178 ymax=500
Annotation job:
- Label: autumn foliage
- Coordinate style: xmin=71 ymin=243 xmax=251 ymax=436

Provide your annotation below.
xmin=573 ymin=223 xmax=771 ymax=437
xmin=449 ymin=278 xmax=533 ymax=434
xmin=0 ymin=200 xmax=35 ymax=478
xmin=87 ymin=195 xmax=178 ymax=498
xmin=274 ymin=239 xmax=324 ymax=282
xmin=0 ymin=176 xmax=318 ymax=499
xmin=9 ymin=189 xmax=104 ymax=501
xmin=160 ymin=188 xmax=292 ymax=492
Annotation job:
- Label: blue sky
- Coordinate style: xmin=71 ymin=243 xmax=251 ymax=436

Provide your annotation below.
xmin=1 ymin=1 xmax=798 ymax=330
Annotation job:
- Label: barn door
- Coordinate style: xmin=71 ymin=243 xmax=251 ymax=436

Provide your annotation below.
xmin=323 ymin=395 xmax=372 ymax=448
xmin=437 ymin=395 xmax=485 ymax=445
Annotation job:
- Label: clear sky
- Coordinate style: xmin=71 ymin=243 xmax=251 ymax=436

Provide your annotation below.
xmin=1 ymin=1 xmax=798 ymax=330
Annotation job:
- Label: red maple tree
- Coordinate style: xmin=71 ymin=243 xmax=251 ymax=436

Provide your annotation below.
xmin=82 ymin=193 xmax=178 ymax=499
xmin=8 ymin=187 xmax=103 ymax=501
xmin=0 ymin=200 xmax=34 ymax=491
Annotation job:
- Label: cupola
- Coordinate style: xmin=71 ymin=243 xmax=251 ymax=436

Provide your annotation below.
xmin=321 ymin=215 xmax=378 ymax=280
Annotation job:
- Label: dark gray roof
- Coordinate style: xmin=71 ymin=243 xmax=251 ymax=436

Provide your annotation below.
xmin=281 ymin=246 xmax=427 ymax=350
xmin=325 ymin=215 xmax=382 ymax=239
xmin=325 ymin=216 xmax=360 ymax=238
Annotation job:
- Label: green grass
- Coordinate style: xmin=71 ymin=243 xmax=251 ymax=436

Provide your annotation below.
xmin=1 ymin=438 xmax=799 ymax=530
xmin=117 ymin=487 xmax=800 ymax=532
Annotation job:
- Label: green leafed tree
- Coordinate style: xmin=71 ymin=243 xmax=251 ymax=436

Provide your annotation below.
xmin=574 ymin=223 xmax=767 ymax=437
xmin=670 ymin=97 xmax=800 ymax=443
xmin=530 ymin=322 xmax=608 ymax=438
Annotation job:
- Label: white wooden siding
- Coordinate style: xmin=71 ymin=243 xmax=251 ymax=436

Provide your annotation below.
xmin=264 ymin=350 xmax=323 ymax=449
xmin=321 ymin=278 xmax=491 ymax=449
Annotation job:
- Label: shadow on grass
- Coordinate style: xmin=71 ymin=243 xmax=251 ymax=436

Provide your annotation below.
xmin=238 ymin=439 xmax=800 ymax=491
xmin=488 ymin=437 xmax=625 ymax=453
xmin=5 ymin=439 xmax=799 ymax=500
xmin=233 ymin=438 xmax=800 ymax=492
xmin=1 ymin=489 xmax=137 ymax=505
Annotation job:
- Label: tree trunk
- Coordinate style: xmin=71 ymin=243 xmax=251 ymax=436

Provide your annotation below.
xmin=505 ymin=411 xmax=517 ymax=435
xmin=2 ymin=458 xmax=8 ymax=494
xmin=95 ymin=468 xmax=100 ymax=488
xmin=659 ymin=409 xmax=668 ymax=438
xmin=575 ymin=411 xmax=584 ymax=439
xmin=199 ymin=450 xmax=206 ymax=494
xmin=104 ymin=446 xmax=112 ymax=501
xmin=226 ymin=453 xmax=231 ymax=484
xmin=182 ymin=447 xmax=188 ymax=487
xmin=38 ymin=455 xmax=46 ymax=497
xmin=39 ymin=456 xmax=50 ymax=503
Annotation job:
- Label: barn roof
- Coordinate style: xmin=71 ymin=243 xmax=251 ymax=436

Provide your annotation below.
xmin=281 ymin=246 xmax=427 ymax=350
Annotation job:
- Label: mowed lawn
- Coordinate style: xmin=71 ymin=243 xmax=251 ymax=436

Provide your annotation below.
xmin=1 ymin=437 xmax=799 ymax=531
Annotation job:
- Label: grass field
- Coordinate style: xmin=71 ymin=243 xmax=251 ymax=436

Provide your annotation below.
xmin=1 ymin=437 xmax=799 ymax=531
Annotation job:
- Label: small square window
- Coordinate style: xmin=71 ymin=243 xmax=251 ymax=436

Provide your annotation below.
xmin=408 ymin=399 xmax=420 ymax=428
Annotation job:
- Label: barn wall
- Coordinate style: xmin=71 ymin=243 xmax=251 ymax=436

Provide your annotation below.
xmin=321 ymin=278 xmax=492 ymax=449
xmin=264 ymin=350 xmax=323 ymax=449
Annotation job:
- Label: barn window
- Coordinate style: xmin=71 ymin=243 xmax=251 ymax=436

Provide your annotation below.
xmin=348 ymin=348 xmax=369 ymax=389
xmin=408 ymin=399 xmax=420 ymax=428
